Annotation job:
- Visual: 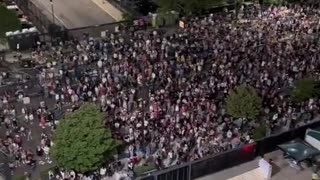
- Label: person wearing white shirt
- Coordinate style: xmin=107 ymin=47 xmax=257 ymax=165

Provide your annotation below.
xmin=24 ymin=114 xmax=29 ymax=122
xmin=70 ymin=171 xmax=76 ymax=180
xmin=21 ymin=108 xmax=26 ymax=114
xmin=97 ymin=60 xmax=103 ymax=68
xmin=43 ymin=146 xmax=52 ymax=164
xmin=227 ymin=130 xmax=233 ymax=139
xmin=55 ymin=94 xmax=60 ymax=101
xmin=100 ymin=167 xmax=106 ymax=176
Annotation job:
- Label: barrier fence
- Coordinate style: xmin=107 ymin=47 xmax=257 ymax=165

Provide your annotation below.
xmin=35 ymin=19 xmax=150 ymax=43
xmin=136 ymin=119 xmax=320 ymax=180
xmin=13 ymin=0 xmax=240 ymax=45
xmin=66 ymin=21 xmax=129 ymax=39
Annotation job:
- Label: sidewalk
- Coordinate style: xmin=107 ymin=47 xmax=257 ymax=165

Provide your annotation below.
xmin=91 ymin=0 xmax=123 ymax=21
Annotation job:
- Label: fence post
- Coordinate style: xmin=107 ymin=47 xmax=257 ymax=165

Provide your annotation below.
xmin=188 ymin=163 xmax=192 ymax=180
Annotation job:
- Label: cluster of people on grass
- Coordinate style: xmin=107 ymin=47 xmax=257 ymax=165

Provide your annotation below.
xmin=2 ymin=2 xmax=320 ymax=180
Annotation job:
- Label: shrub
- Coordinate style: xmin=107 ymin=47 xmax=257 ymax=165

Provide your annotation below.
xmin=292 ymin=79 xmax=320 ymax=103
xmin=252 ymin=125 xmax=267 ymax=140
xmin=226 ymin=85 xmax=262 ymax=120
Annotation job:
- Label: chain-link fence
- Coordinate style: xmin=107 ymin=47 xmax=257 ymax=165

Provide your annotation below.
xmin=67 ymin=21 xmax=127 ymax=39
xmin=38 ymin=18 xmax=150 ymax=42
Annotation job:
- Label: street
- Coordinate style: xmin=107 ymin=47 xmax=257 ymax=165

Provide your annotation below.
xmin=31 ymin=0 xmax=115 ymax=29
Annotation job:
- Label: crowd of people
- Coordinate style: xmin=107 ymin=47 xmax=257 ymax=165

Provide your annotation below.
xmin=1 ymin=2 xmax=320 ymax=180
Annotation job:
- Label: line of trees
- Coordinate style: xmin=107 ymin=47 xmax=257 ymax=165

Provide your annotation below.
xmin=156 ymin=0 xmax=226 ymax=15
xmin=0 ymin=3 xmax=21 ymax=42
xmin=226 ymin=79 xmax=320 ymax=139
xmin=155 ymin=0 xmax=310 ymax=16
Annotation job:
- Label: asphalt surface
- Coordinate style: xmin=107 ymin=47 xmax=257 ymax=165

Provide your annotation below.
xmin=31 ymin=0 xmax=115 ymax=29
xmin=0 ymin=58 xmax=57 ymax=179
xmin=0 ymin=82 xmax=73 ymax=179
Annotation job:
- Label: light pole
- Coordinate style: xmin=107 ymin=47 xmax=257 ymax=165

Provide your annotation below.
xmin=49 ymin=0 xmax=55 ymax=43
xmin=50 ymin=0 xmax=55 ymax=25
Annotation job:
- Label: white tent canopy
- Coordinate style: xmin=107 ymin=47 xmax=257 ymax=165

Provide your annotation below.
xmin=305 ymin=128 xmax=320 ymax=150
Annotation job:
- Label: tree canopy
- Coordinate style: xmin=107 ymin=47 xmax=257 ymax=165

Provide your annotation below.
xmin=156 ymin=0 xmax=225 ymax=14
xmin=50 ymin=104 xmax=118 ymax=173
xmin=0 ymin=4 xmax=21 ymax=41
xmin=292 ymin=78 xmax=320 ymax=103
xmin=226 ymin=85 xmax=262 ymax=120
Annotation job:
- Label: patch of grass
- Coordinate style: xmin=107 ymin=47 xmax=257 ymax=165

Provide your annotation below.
xmin=14 ymin=176 xmax=27 ymax=180
xmin=252 ymin=125 xmax=267 ymax=140
xmin=0 ymin=4 xmax=21 ymax=41
xmin=134 ymin=163 xmax=157 ymax=176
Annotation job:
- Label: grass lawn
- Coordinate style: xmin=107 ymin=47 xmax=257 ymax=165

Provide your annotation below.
xmin=134 ymin=163 xmax=157 ymax=176
xmin=0 ymin=3 xmax=21 ymax=41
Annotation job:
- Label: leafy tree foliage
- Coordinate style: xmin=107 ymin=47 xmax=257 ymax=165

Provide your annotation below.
xmin=226 ymin=85 xmax=262 ymax=120
xmin=252 ymin=125 xmax=267 ymax=140
xmin=156 ymin=0 xmax=225 ymax=14
xmin=0 ymin=4 xmax=21 ymax=41
xmin=262 ymin=0 xmax=285 ymax=5
xmin=50 ymin=104 xmax=118 ymax=173
xmin=122 ymin=12 xmax=134 ymax=27
xmin=292 ymin=79 xmax=320 ymax=103
xmin=156 ymin=0 xmax=180 ymax=12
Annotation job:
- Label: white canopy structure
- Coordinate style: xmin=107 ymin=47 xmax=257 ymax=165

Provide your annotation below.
xmin=305 ymin=128 xmax=320 ymax=150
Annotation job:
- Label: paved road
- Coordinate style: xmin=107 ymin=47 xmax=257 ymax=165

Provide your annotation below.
xmin=32 ymin=0 xmax=115 ymax=29
xmin=0 ymin=91 xmax=73 ymax=179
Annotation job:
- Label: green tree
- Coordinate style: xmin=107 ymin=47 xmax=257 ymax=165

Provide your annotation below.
xmin=0 ymin=4 xmax=21 ymax=41
xmin=156 ymin=0 xmax=180 ymax=12
xmin=182 ymin=0 xmax=226 ymax=14
xmin=292 ymin=79 xmax=320 ymax=103
xmin=156 ymin=0 xmax=225 ymax=14
xmin=252 ymin=125 xmax=267 ymax=140
xmin=226 ymin=85 xmax=262 ymax=120
xmin=263 ymin=0 xmax=285 ymax=5
xmin=121 ymin=12 xmax=134 ymax=27
xmin=50 ymin=104 xmax=119 ymax=173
